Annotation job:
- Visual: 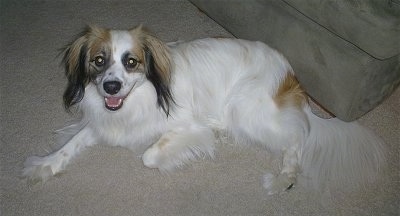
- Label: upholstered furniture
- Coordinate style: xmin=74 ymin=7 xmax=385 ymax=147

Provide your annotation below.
xmin=191 ymin=0 xmax=400 ymax=121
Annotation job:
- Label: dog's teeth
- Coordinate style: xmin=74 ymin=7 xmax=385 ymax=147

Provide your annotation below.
xmin=104 ymin=97 xmax=123 ymax=110
xmin=105 ymin=98 xmax=121 ymax=106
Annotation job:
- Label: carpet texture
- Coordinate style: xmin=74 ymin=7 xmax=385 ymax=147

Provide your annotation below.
xmin=1 ymin=1 xmax=399 ymax=215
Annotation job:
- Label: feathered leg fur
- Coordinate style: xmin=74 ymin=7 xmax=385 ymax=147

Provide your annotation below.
xmin=142 ymin=121 xmax=216 ymax=172
xmin=22 ymin=122 xmax=96 ymax=183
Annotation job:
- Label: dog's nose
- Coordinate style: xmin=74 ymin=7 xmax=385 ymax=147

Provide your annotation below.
xmin=103 ymin=81 xmax=122 ymax=95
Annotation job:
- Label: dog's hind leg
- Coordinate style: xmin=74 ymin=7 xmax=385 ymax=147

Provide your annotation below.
xmin=225 ymin=82 xmax=308 ymax=194
xmin=22 ymin=124 xmax=96 ymax=184
xmin=142 ymin=121 xmax=215 ymax=172
xmin=263 ymin=144 xmax=300 ymax=195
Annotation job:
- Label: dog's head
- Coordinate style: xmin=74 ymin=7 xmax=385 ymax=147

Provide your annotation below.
xmin=62 ymin=25 xmax=173 ymax=115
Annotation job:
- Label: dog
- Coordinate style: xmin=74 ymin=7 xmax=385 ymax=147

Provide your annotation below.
xmin=23 ymin=25 xmax=385 ymax=195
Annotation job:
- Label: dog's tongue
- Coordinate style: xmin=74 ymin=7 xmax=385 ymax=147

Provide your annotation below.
xmin=104 ymin=97 xmax=123 ymax=111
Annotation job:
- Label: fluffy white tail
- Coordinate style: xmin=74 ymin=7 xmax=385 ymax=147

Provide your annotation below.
xmin=300 ymin=107 xmax=386 ymax=190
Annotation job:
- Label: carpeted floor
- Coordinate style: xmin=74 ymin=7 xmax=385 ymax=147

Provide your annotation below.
xmin=1 ymin=1 xmax=399 ymax=215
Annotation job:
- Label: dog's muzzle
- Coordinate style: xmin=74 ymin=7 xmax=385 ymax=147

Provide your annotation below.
xmin=103 ymin=81 xmax=124 ymax=111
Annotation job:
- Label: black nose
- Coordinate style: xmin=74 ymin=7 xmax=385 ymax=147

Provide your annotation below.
xmin=103 ymin=81 xmax=122 ymax=95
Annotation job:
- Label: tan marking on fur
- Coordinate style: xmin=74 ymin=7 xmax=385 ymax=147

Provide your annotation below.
xmin=130 ymin=39 xmax=145 ymax=66
xmin=130 ymin=44 xmax=145 ymax=72
xmin=65 ymin=36 xmax=86 ymax=75
xmin=65 ymin=26 xmax=111 ymax=83
xmin=274 ymin=73 xmax=307 ymax=108
xmin=87 ymin=26 xmax=111 ymax=58
xmin=129 ymin=26 xmax=172 ymax=84
xmin=157 ymin=137 xmax=170 ymax=149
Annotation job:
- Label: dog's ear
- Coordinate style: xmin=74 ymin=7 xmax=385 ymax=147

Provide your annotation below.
xmin=61 ymin=27 xmax=92 ymax=111
xmin=131 ymin=26 xmax=174 ymax=116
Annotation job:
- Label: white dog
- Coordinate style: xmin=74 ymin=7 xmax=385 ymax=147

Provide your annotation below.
xmin=23 ymin=26 xmax=385 ymax=194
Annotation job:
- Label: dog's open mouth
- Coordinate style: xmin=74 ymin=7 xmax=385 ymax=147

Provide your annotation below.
xmin=104 ymin=97 xmax=124 ymax=111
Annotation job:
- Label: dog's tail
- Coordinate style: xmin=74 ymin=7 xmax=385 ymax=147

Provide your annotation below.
xmin=299 ymin=106 xmax=386 ymax=190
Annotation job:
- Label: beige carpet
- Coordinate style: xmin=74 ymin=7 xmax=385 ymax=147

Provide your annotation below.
xmin=1 ymin=1 xmax=399 ymax=215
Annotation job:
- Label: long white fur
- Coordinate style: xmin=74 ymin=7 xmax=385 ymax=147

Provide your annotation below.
xmin=300 ymin=106 xmax=386 ymax=190
xmin=23 ymin=28 xmax=385 ymax=194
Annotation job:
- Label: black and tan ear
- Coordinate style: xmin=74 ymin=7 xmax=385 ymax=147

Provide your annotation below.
xmin=131 ymin=26 xmax=174 ymax=116
xmin=61 ymin=27 xmax=92 ymax=111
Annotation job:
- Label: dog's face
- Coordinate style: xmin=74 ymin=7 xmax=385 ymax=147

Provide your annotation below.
xmin=62 ymin=26 xmax=173 ymax=114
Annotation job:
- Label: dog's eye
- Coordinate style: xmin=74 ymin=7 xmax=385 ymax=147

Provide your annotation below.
xmin=126 ymin=58 xmax=138 ymax=69
xmin=94 ymin=56 xmax=105 ymax=67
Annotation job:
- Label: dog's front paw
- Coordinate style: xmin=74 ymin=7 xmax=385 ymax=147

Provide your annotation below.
xmin=142 ymin=129 xmax=215 ymax=172
xmin=142 ymin=141 xmax=206 ymax=172
xmin=142 ymin=145 xmax=181 ymax=172
xmin=142 ymin=146 xmax=163 ymax=169
xmin=263 ymin=173 xmax=295 ymax=195
xmin=22 ymin=156 xmax=60 ymax=184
